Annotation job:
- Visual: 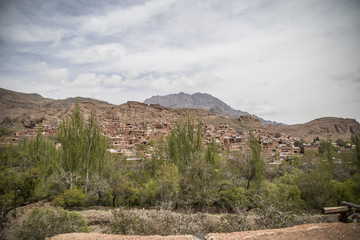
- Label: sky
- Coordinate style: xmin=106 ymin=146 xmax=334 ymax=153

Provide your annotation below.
xmin=0 ymin=0 xmax=359 ymax=125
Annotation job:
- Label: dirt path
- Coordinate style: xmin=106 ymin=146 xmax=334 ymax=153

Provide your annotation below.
xmin=48 ymin=222 xmax=359 ymax=240
xmin=207 ymin=222 xmax=360 ymax=240
xmin=48 ymin=233 xmax=198 ymax=240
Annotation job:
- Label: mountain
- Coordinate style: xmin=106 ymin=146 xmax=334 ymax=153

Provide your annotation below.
xmin=1 ymin=88 xmax=359 ymax=140
xmin=0 ymin=88 xmax=110 ymax=127
xmin=0 ymin=88 xmax=250 ymax=132
xmin=262 ymin=117 xmax=360 ymax=141
xmin=144 ymin=92 xmax=282 ymax=125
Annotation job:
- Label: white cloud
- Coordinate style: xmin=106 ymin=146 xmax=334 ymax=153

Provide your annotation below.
xmin=0 ymin=25 xmax=64 ymax=43
xmin=63 ymin=73 xmax=101 ymax=88
xmin=0 ymin=3 xmax=65 ymax=44
xmin=59 ymin=43 xmax=126 ymax=64
xmin=1 ymin=0 xmax=360 ymax=124
xmin=22 ymin=62 xmax=69 ymax=83
xmin=80 ymin=0 xmax=176 ymax=36
xmin=102 ymin=74 xmax=123 ymax=87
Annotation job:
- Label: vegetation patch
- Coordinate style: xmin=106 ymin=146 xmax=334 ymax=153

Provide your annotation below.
xmin=9 ymin=207 xmax=89 ymax=240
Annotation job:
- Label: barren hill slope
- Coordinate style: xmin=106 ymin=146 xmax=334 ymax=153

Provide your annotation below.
xmin=262 ymin=117 xmax=360 ymax=140
xmin=0 ymin=88 xmax=249 ymax=132
xmin=1 ymin=88 xmax=359 ymax=140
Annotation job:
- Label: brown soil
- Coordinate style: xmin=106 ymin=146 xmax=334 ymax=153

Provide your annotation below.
xmin=47 ymin=222 xmax=359 ymax=240
xmin=47 ymin=233 xmax=197 ymax=240
xmin=206 ymin=222 xmax=360 ymax=240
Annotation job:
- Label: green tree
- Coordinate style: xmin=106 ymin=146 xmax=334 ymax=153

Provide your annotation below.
xmin=352 ymin=134 xmax=360 ymax=171
xmin=58 ymin=103 xmax=108 ymax=190
xmin=167 ymin=119 xmax=203 ymax=172
xmin=155 ymin=162 xmax=180 ymax=206
xmin=228 ymin=132 xmax=263 ymax=190
xmin=181 ymin=154 xmax=219 ymax=207
xmin=218 ymin=185 xmax=248 ymax=211
xmin=296 ymin=164 xmax=336 ymax=209
xmin=249 ymin=132 xmax=263 ymax=189
xmin=25 ymin=124 xmax=58 ymax=175
xmin=205 ymin=137 xmax=217 ymax=166
xmin=318 ymin=138 xmax=334 ymax=162
xmin=294 ymin=140 xmax=301 ymax=147
xmin=336 ymin=138 xmax=347 ymax=148
xmin=83 ymin=113 xmax=108 ymax=191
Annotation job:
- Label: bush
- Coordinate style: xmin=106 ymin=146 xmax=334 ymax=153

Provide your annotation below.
xmin=256 ymin=205 xmax=295 ymax=229
xmin=332 ymin=179 xmax=356 ymax=204
xmin=296 ymin=164 xmax=336 ymax=209
xmin=264 ymin=182 xmax=302 ymax=210
xmin=110 ymin=208 xmax=216 ymax=236
xmin=110 ymin=208 xmax=148 ymax=235
xmin=218 ymin=186 xmax=248 ymax=211
xmin=13 ymin=207 xmax=88 ymax=240
xmin=53 ymin=187 xmax=86 ymax=208
xmin=218 ymin=210 xmax=251 ymax=232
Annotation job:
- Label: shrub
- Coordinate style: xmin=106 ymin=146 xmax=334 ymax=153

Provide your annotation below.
xmin=218 ymin=210 xmax=251 ymax=232
xmin=296 ymin=164 xmax=336 ymax=209
xmin=264 ymin=174 xmax=303 ymax=210
xmin=332 ymin=179 xmax=356 ymax=204
xmin=256 ymin=205 xmax=295 ymax=229
xmin=110 ymin=208 xmax=216 ymax=236
xmin=53 ymin=187 xmax=86 ymax=208
xmin=218 ymin=186 xmax=248 ymax=211
xmin=110 ymin=208 xmax=148 ymax=235
xmin=13 ymin=207 xmax=88 ymax=240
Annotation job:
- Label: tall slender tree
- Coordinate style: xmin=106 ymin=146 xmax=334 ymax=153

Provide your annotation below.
xmin=249 ymin=132 xmax=263 ymax=189
xmin=167 ymin=119 xmax=203 ymax=172
xmin=58 ymin=103 xmax=108 ymax=190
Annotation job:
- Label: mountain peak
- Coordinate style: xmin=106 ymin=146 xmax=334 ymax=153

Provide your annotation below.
xmin=144 ymin=92 xmax=284 ymax=125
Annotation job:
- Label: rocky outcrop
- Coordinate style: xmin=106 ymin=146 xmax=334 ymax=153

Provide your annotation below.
xmin=127 ymin=101 xmax=148 ymax=109
xmin=239 ymin=115 xmax=262 ymax=128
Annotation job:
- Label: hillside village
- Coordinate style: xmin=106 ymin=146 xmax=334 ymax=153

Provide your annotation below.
xmin=1 ymin=106 xmax=351 ymax=163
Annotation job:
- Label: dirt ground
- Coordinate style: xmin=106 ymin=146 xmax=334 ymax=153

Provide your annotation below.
xmin=47 ymin=222 xmax=359 ymax=240
xmin=47 ymin=233 xmax=198 ymax=240
xmin=206 ymin=222 xmax=360 ymax=240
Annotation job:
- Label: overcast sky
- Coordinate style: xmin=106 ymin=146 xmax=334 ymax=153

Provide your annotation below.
xmin=0 ymin=0 xmax=359 ymax=124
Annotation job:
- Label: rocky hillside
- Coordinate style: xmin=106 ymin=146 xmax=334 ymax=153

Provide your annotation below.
xmin=262 ymin=117 xmax=360 ymax=141
xmin=144 ymin=92 xmax=282 ymax=125
xmin=144 ymin=92 xmax=249 ymax=116
xmin=0 ymin=88 xmax=249 ymax=132
xmin=0 ymin=88 xmax=112 ymax=125
xmin=1 ymin=88 xmax=359 ymax=140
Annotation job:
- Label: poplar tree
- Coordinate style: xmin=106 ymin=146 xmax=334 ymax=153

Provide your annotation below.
xmin=230 ymin=132 xmax=263 ymax=190
xmin=168 ymin=119 xmax=203 ymax=172
xmin=205 ymin=137 xmax=217 ymax=166
xmin=58 ymin=103 xmax=107 ymax=190
xmin=318 ymin=138 xmax=334 ymax=162
xmin=249 ymin=132 xmax=263 ymax=189
xmin=26 ymin=124 xmax=58 ymax=174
